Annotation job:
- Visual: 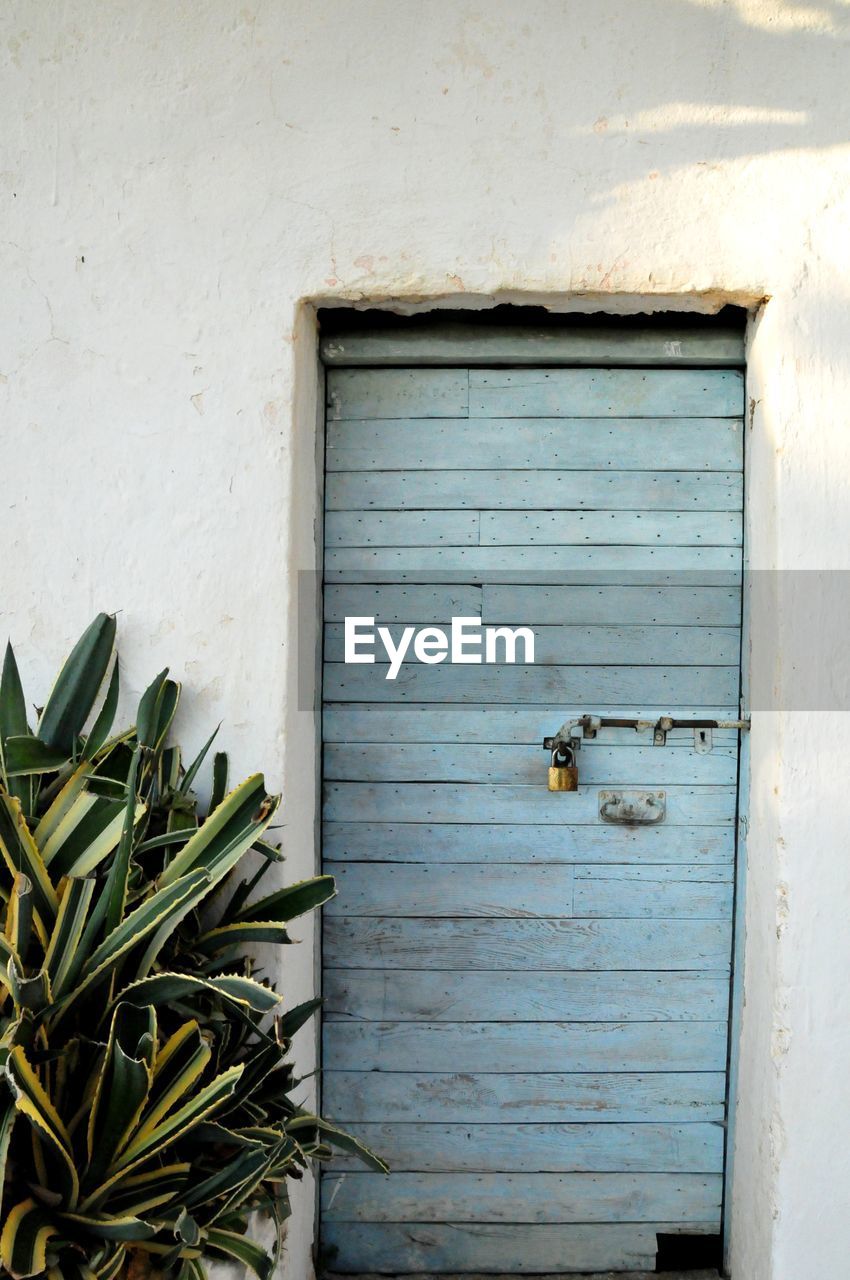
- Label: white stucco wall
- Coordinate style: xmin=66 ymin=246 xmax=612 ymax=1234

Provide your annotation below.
xmin=4 ymin=2 xmax=850 ymax=1276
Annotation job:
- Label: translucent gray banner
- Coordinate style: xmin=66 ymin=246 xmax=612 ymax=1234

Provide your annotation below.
xmin=297 ymin=570 xmax=850 ymax=713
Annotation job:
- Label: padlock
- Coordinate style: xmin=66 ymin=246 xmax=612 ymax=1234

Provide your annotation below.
xmin=548 ymin=743 xmax=578 ymax=792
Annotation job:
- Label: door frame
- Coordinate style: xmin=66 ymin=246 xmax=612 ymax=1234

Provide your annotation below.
xmin=303 ymin=308 xmax=754 ymax=1278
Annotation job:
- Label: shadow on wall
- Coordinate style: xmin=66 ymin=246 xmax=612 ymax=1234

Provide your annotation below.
xmin=436 ymin=0 xmax=850 ymax=179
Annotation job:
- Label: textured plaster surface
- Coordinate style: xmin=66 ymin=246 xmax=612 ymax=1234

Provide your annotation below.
xmin=3 ymin=3 xmax=850 ymax=1278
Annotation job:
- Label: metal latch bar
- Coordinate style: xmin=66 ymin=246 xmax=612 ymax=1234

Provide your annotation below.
xmin=544 ymin=713 xmax=751 ymax=751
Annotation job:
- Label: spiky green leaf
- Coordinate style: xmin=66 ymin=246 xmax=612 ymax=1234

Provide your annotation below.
xmin=38 ymin=613 xmax=117 ymax=753
xmin=0 ymin=1094 xmax=16 ymax=1224
xmin=136 ymin=670 xmax=180 ymax=752
xmin=5 ymin=873 xmax=33 ymax=957
xmin=60 ymin=1212 xmax=158 ymax=1242
xmin=159 ymin=775 xmax=278 ymax=890
xmin=204 ymin=1228 xmax=274 ymax=1280
xmin=84 ymin=658 xmax=120 ymax=759
xmin=0 ymin=643 xmax=33 ymax=811
xmin=0 ymin=1198 xmax=60 ymax=1279
xmin=235 ymin=875 xmax=336 ymax=924
xmin=195 ymin=921 xmax=292 ymax=953
xmin=179 ymin=725 xmax=220 ymax=797
xmin=3 ymin=736 xmax=69 ymax=776
xmin=4 ymin=1046 xmax=80 ymax=1206
xmin=137 ymin=1020 xmax=210 ymax=1141
xmin=41 ymin=791 xmax=136 ymax=880
xmin=278 ymin=997 xmax=322 ymax=1040
xmin=120 ymin=971 xmax=281 ymax=1015
xmin=287 ymin=1114 xmax=389 ymax=1174
xmin=0 ymin=794 xmax=59 ymax=931
xmin=44 ymin=876 xmax=96 ymax=997
xmin=85 ymin=1004 xmax=157 ymax=1188
xmin=106 ymin=1163 xmax=190 ymax=1217
xmin=74 ymin=869 xmax=211 ymax=997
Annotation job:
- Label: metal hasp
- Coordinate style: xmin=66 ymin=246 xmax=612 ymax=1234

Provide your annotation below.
xmin=599 ymin=790 xmax=667 ymax=825
xmin=544 ymin=712 xmax=751 ymax=753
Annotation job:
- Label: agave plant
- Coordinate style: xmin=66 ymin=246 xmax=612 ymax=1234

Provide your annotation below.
xmin=0 ymin=614 xmax=384 ymax=1280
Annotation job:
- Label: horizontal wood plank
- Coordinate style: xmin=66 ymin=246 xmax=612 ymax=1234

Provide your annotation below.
xmin=469 ymin=368 xmax=744 ymax=418
xmin=482 ymin=583 xmax=742 ymax=625
xmin=326 ymin=469 xmax=744 ymax=511
xmin=323 ymin=1071 xmax=727 ymax=1124
xmin=323 ymin=1020 xmax=728 ymax=1073
xmin=326 ymin=416 xmax=743 ymax=472
xmin=326 ymin=510 xmax=742 ymax=549
xmin=321 ymin=1170 xmax=723 ymax=1224
xmin=327 ymin=862 xmax=576 ymax=917
xmin=320 ymin=323 xmax=745 ymax=367
xmin=325 ymin=584 xmax=484 ymax=622
xmin=323 ymin=783 xmax=737 ymax=825
xmin=323 ymin=742 xmax=739 ymax=786
xmin=328 ymin=369 xmax=469 ymax=420
xmin=325 ymin=1120 xmax=725 ymax=1173
xmin=319 ymin=1219 xmax=709 ymax=1274
xmin=479 ymin=510 xmax=741 ymax=548
xmin=326 ymin=863 xmax=733 ymax=919
xmin=323 ymin=970 xmax=730 ymax=1023
xmin=326 ymin=511 xmax=480 ymax=547
xmin=322 ymin=663 xmax=739 ymax=706
xmin=323 ymin=820 xmax=735 ymax=863
xmin=324 ymin=917 xmax=732 ymax=971
xmin=574 ymin=864 xmax=733 ymax=919
xmin=323 ymin=704 xmax=740 ymax=744
xmin=325 ymin=546 xmax=743 ymax=584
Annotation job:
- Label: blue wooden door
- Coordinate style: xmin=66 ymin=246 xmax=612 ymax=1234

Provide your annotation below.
xmin=320 ymin=333 xmax=744 ymax=1274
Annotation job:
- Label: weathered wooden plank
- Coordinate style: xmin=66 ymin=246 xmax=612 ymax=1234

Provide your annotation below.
xmin=322 ymin=1071 xmax=727 ymax=1124
xmin=323 ymin=783 xmax=737 ymax=826
xmin=323 ymin=704 xmax=738 ymax=745
xmin=326 ymin=862 xmax=575 ymax=917
xmin=574 ymin=864 xmax=734 ymax=919
xmin=325 ymin=583 xmax=483 ymax=623
xmin=327 ymin=369 xmax=469 ymax=420
xmin=327 ymin=509 xmax=741 ymax=550
xmin=325 ymin=863 xmax=732 ymax=920
xmin=323 ymin=970 xmax=730 ymax=1023
xmin=324 ymin=623 xmax=740 ymax=666
xmin=323 ymin=1020 xmax=728 ymax=1073
xmin=323 ymin=743 xmax=739 ymax=787
xmin=479 ymin=510 xmax=742 ymax=548
xmin=325 ymin=546 xmax=743 ymax=585
xmin=325 ymin=1120 xmax=725 ymax=1173
xmin=319 ymin=1220 xmax=702 ymax=1274
xmin=323 ymin=820 xmax=735 ymax=864
xmin=323 ymin=917 xmax=732 ymax=972
xmin=322 ymin=663 xmax=739 ymax=707
xmin=325 ymin=511 xmax=479 ymax=547
xmin=321 ymin=1170 xmax=723 ymax=1224
xmin=326 ymin=416 xmax=743 ymax=471
xmin=320 ymin=323 xmax=745 ymax=367
xmin=469 ymin=368 xmax=744 ymax=418
xmin=325 ymin=468 xmax=743 ymax=511
xmin=483 ymin=583 xmax=741 ymax=625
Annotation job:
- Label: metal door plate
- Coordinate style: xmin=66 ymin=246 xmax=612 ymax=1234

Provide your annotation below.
xmin=598 ymin=790 xmax=666 ymax=825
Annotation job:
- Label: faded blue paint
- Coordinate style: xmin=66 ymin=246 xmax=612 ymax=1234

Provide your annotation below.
xmin=320 ymin=351 xmax=744 ymax=1273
